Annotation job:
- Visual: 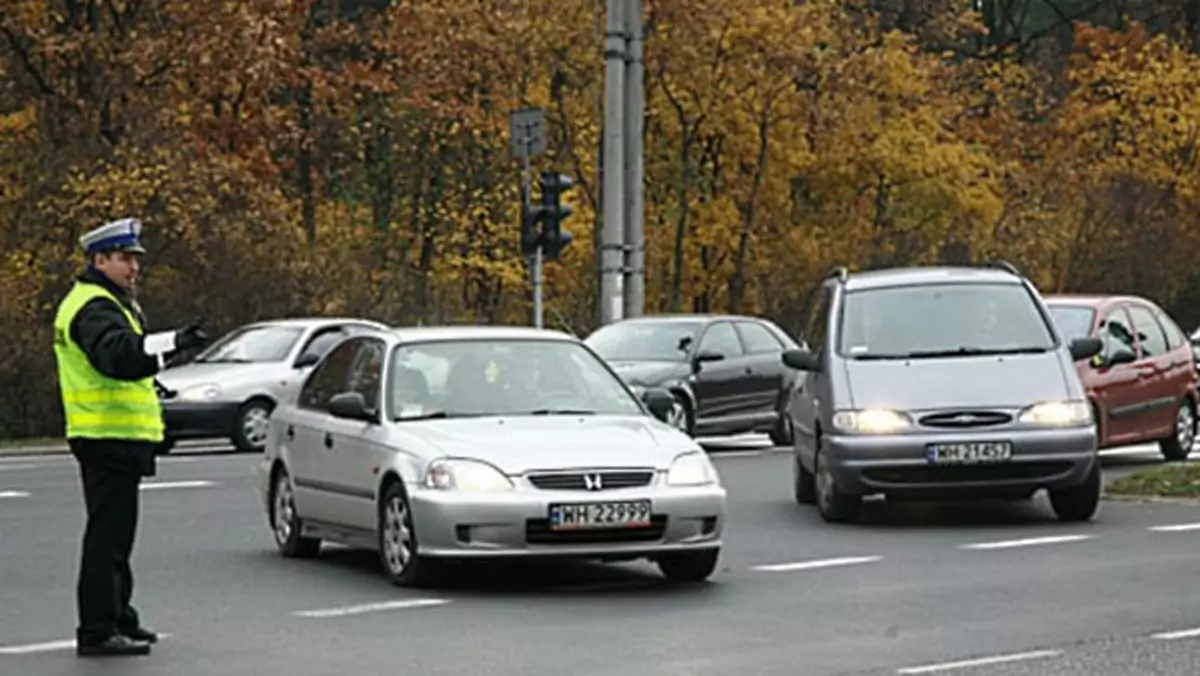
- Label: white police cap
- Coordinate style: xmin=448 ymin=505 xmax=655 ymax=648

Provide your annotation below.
xmin=79 ymin=217 xmax=147 ymax=255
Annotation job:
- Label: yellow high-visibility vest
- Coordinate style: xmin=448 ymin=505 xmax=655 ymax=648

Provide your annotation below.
xmin=52 ymin=282 xmax=164 ymax=442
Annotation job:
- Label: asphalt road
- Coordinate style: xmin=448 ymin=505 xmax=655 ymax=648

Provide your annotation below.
xmin=1 ymin=438 xmax=1199 ymax=675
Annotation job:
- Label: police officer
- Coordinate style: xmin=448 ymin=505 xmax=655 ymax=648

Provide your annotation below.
xmin=52 ymin=218 xmax=209 ymax=657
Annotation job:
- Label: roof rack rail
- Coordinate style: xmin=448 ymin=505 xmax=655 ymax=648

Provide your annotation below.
xmin=984 ymin=259 xmax=1021 ymax=276
xmin=827 ymin=266 xmax=848 ymax=282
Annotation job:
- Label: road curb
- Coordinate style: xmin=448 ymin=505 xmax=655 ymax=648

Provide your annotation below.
xmin=1102 ymin=493 xmax=1200 ymax=506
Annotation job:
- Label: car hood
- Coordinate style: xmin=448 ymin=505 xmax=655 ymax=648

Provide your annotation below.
xmin=842 ymin=352 xmax=1070 ymax=410
xmin=606 ymin=360 xmax=688 ymax=386
xmin=158 ymin=361 xmax=287 ymax=391
xmin=399 ymin=416 xmax=695 ymax=474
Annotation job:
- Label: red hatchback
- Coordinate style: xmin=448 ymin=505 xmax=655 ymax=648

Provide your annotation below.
xmin=1045 ymin=295 xmax=1197 ymax=460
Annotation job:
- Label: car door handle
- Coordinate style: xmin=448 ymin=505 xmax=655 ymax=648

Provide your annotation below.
xmin=324 ymin=432 xmax=333 ymax=449
xmin=744 ymin=367 xmax=753 ymax=375
xmin=286 ymin=425 xmax=295 ymax=441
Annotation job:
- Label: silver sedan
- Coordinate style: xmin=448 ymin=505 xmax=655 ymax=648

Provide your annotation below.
xmin=257 ymin=325 xmax=727 ymax=587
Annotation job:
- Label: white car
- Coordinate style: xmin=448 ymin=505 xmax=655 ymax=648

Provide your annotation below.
xmin=257 ymin=325 xmax=727 ymax=586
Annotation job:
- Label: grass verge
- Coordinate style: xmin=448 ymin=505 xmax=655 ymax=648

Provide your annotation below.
xmin=1106 ymin=464 xmax=1200 ymax=499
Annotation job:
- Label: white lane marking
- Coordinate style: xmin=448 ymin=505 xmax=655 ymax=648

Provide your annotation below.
xmin=294 ymin=598 xmax=450 ymax=618
xmin=1148 ymin=523 xmax=1200 ymax=532
xmin=751 ymin=555 xmax=882 ymax=572
xmin=0 ymin=491 xmax=30 ymax=498
xmin=140 ymin=480 xmax=215 ymax=490
xmin=959 ymin=534 xmax=1093 ymax=550
xmin=710 ymin=450 xmax=765 ymax=459
xmin=1151 ymin=627 xmax=1200 ymax=640
xmin=0 ymin=463 xmax=48 ymax=472
xmin=897 ymin=649 xmax=1061 ymax=674
xmin=0 ymin=633 xmax=171 ymax=655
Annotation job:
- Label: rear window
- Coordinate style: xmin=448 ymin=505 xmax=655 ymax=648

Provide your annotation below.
xmin=837 ymin=282 xmax=1058 ymax=358
xmin=1047 ymin=305 xmax=1096 ymax=342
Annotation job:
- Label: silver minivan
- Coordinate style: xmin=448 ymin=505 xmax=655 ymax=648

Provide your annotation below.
xmin=782 ymin=262 xmax=1104 ymax=523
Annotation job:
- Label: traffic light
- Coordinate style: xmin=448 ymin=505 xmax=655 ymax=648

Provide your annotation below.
xmin=538 ymin=170 xmax=573 ymax=261
xmin=519 ymin=170 xmax=575 ymax=261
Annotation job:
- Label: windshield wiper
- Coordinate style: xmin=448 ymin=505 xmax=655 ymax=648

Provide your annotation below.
xmin=197 ymin=357 xmax=253 ymax=364
xmin=394 ymin=411 xmax=477 ymax=422
xmin=848 ymin=353 xmax=911 ymax=360
xmin=902 ymin=346 xmax=1050 ymax=359
xmin=526 ymin=408 xmax=598 ymax=416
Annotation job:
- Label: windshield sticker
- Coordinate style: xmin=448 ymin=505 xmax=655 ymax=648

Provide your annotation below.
xmin=484 ymin=360 xmax=500 ymax=383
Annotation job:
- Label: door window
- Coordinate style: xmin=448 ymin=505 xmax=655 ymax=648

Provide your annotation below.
xmin=298 ymin=339 xmax=363 ymax=411
xmin=1127 ymin=305 xmax=1168 ymax=358
xmin=736 ymin=321 xmax=785 ymax=354
xmin=697 ymin=322 xmax=745 ymax=359
xmin=804 ymin=285 xmax=832 ymax=355
xmin=1098 ymin=308 xmax=1138 ymax=360
xmin=1152 ymin=308 xmax=1186 ymax=351
xmin=345 ymin=339 xmax=386 ymax=413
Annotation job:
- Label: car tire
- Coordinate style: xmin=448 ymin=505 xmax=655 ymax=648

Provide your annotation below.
xmin=793 ymin=454 xmax=815 ymax=504
xmin=271 ymin=466 xmax=321 ymax=558
xmin=1048 ymin=461 xmax=1101 ymax=522
xmin=665 ymin=392 xmax=695 ymax=437
xmin=657 ymin=548 xmax=720 ymax=583
xmin=378 ymin=481 xmax=440 ymax=588
xmin=233 ymin=398 xmax=273 ymax=453
xmin=770 ymin=411 xmax=794 ymax=447
xmin=814 ymin=442 xmax=861 ymax=523
xmin=1158 ymin=399 xmax=1195 ymax=462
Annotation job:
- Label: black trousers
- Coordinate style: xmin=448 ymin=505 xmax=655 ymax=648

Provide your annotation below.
xmin=70 ymin=439 xmax=151 ymax=645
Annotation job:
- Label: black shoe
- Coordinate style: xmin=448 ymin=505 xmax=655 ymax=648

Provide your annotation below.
xmin=120 ymin=626 xmax=158 ymax=643
xmin=77 ymin=634 xmax=152 ymax=657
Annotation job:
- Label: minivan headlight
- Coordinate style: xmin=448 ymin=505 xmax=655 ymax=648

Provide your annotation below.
xmin=832 ymin=408 xmax=912 ymax=434
xmin=1018 ymin=400 xmax=1092 ymax=426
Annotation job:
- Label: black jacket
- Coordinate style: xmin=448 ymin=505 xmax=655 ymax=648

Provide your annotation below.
xmin=65 ymin=266 xmax=162 ymax=476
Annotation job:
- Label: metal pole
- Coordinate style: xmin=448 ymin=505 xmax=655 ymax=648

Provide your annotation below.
xmin=600 ymin=0 xmax=626 ymax=325
xmin=522 ymin=140 xmax=543 ymax=329
xmin=622 ymin=0 xmax=645 ymax=318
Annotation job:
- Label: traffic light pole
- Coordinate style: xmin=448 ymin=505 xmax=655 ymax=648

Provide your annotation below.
xmin=521 ymin=143 xmax=545 ymax=329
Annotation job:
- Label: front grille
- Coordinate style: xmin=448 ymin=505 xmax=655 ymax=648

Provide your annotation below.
xmin=919 ymin=410 xmax=1012 ymax=428
xmin=525 ymin=516 xmax=668 ymax=544
xmin=528 ymin=471 xmax=655 ymax=491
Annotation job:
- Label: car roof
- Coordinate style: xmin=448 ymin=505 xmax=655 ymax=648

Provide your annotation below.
xmin=842 ymin=266 xmax=1023 ymax=292
xmin=243 ymin=316 xmax=388 ymax=330
xmin=600 ymin=313 xmax=765 ymax=324
xmin=1043 ymin=294 xmax=1154 ymax=309
xmin=388 ymin=325 xmax=578 ymax=343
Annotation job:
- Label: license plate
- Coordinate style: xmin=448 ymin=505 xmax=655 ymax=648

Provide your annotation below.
xmin=549 ymin=500 xmax=652 ymax=530
xmin=927 ymin=441 xmax=1013 ymax=464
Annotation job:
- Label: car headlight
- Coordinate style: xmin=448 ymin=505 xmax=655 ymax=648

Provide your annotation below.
xmin=423 ymin=459 xmax=514 ymax=492
xmin=177 ymin=383 xmax=221 ymax=401
xmin=666 ymin=452 xmax=718 ymax=487
xmin=1018 ymin=400 xmax=1092 ymax=426
xmin=832 ymin=409 xmax=912 ymax=434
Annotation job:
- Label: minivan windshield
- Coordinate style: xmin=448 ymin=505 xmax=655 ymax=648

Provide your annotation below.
xmin=837 ymin=282 xmax=1058 ymax=359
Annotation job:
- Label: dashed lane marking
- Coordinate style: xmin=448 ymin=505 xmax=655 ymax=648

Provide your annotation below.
xmin=294 ymin=598 xmax=451 ymax=619
xmin=896 ymin=649 xmax=1061 ymax=674
xmin=1151 ymin=627 xmax=1200 ymax=640
xmin=0 ymin=634 xmax=171 ymax=655
xmin=959 ymin=534 xmax=1093 ymax=551
xmin=751 ymin=555 xmax=882 ymax=573
xmin=0 ymin=491 xmax=30 ymax=498
xmin=1147 ymin=523 xmax=1200 ymax=532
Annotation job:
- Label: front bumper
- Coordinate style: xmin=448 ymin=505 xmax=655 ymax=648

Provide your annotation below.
xmin=161 ymin=400 xmax=240 ymax=440
xmin=409 ymin=483 xmax=726 ymax=559
xmin=824 ymin=425 xmax=1097 ymax=499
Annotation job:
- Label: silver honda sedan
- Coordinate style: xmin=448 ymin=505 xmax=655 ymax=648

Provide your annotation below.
xmin=256 ymin=325 xmax=727 ymax=587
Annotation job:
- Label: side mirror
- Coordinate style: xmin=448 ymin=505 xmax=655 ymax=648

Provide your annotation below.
xmin=782 ymin=348 xmax=821 ymax=372
xmin=642 ymin=388 xmax=676 ymax=422
xmin=328 ymin=391 xmax=376 ymax=422
xmin=1068 ymin=337 xmax=1103 ymax=362
xmin=294 ymin=352 xmax=321 ymax=369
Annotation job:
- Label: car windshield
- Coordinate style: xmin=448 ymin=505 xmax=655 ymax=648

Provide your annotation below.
xmin=837 ymin=282 xmax=1058 ymax=359
xmin=1047 ymin=305 xmax=1096 ymax=342
xmin=584 ymin=320 xmax=703 ymax=362
xmin=387 ymin=339 xmax=645 ymax=420
xmin=193 ymin=325 xmax=304 ymax=363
